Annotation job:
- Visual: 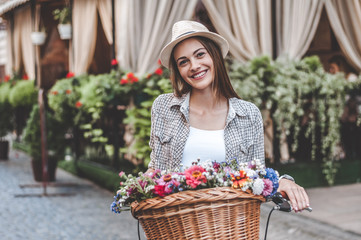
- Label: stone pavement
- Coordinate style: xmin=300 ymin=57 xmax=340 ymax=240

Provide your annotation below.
xmin=1 ymin=149 xmax=361 ymax=240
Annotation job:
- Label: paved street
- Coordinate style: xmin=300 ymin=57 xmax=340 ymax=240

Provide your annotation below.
xmin=1 ymin=149 xmax=361 ymax=240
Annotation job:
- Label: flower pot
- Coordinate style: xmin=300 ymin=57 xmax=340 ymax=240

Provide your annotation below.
xmin=57 ymin=24 xmax=72 ymax=40
xmin=0 ymin=140 xmax=9 ymax=160
xmin=31 ymin=157 xmax=58 ymax=182
xmin=31 ymin=32 xmax=47 ymax=45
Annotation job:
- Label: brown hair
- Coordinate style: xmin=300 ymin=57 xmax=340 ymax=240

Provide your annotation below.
xmin=169 ymin=36 xmax=240 ymax=100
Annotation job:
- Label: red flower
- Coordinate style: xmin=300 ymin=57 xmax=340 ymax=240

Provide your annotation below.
xmin=120 ymin=78 xmax=128 ymax=85
xmin=154 ymin=68 xmax=163 ymax=76
xmin=153 ymin=185 xmax=166 ymax=197
xmin=184 ymin=165 xmax=207 ymax=189
xmin=130 ymin=76 xmax=138 ymax=83
xmin=111 ymin=59 xmax=118 ymax=66
xmin=4 ymin=75 xmax=10 ymax=82
xmin=75 ymin=101 xmax=82 ymax=108
xmin=51 ymin=90 xmax=58 ymax=95
xmin=158 ymin=59 xmax=162 ymax=65
xmin=66 ymin=89 xmax=72 ymax=94
xmin=126 ymin=72 xmax=134 ymax=79
xmin=146 ymin=73 xmax=152 ymax=79
xmin=22 ymin=74 xmax=29 ymax=80
xmin=66 ymin=72 xmax=75 ymax=78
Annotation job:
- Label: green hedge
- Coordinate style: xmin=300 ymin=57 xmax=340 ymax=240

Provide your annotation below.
xmin=58 ymin=160 xmax=139 ymax=192
xmin=272 ymin=160 xmax=361 ymax=188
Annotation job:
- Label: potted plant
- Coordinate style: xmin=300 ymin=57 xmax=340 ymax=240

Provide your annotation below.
xmin=8 ymin=79 xmax=37 ymax=139
xmin=23 ymin=104 xmax=66 ymax=181
xmin=0 ymin=82 xmax=14 ymax=160
xmin=31 ymin=27 xmax=47 ymax=46
xmin=53 ymin=6 xmax=72 ymax=40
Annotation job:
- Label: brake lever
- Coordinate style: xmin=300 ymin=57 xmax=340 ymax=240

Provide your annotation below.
xmin=271 ymin=192 xmax=312 ymax=212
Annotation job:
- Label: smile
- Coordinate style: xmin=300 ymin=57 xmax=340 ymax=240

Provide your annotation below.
xmin=191 ymin=70 xmax=207 ymax=79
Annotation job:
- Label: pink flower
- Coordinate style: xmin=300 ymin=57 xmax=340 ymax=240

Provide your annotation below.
xmin=213 ymin=162 xmax=221 ymax=172
xmin=149 ymin=169 xmax=161 ymax=179
xmin=118 ymin=171 xmax=125 ymax=177
xmin=153 ymin=185 xmax=166 ymax=197
xmin=262 ymin=179 xmax=273 ymax=197
xmin=154 ymin=173 xmax=180 ymax=196
xmin=184 ymin=165 xmax=207 ymax=189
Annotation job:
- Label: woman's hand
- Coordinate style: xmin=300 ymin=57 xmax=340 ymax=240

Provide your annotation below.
xmin=277 ymin=179 xmax=310 ymax=212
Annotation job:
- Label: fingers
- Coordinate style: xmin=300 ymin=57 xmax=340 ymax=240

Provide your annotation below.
xmin=278 ymin=179 xmax=310 ymax=212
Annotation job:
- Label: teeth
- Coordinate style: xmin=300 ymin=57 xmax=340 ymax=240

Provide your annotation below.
xmin=193 ymin=71 xmax=206 ymax=78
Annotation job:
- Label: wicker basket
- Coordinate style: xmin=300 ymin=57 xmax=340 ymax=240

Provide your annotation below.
xmin=131 ymin=187 xmax=265 ymax=240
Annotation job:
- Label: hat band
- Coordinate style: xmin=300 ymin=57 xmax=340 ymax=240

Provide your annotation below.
xmin=176 ymin=31 xmax=196 ymax=39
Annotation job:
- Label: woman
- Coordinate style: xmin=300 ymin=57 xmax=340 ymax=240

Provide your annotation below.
xmin=148 ymin=20 xmax=309 ymax=212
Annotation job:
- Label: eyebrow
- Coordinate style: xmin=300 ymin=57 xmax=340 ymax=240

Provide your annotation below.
xmin=176 ymin=47 xmax=206 ymax=63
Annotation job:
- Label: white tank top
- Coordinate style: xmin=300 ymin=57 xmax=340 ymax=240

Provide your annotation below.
xmin=181 ymin=127 xmax=226 ymax=168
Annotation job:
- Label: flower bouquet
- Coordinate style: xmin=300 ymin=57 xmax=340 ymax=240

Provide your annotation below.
xmin=111 ymin=159 xmax=279 ymax=239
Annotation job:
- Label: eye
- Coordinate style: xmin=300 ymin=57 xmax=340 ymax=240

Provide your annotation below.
xmin=178 ymin=59 xmax=188 ymax=66
xmin=196 ymin=51 xmax=206 ymax=58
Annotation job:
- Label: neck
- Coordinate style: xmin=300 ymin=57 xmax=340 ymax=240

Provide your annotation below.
xmin=190 ymin=89 xmax=227 ymax=110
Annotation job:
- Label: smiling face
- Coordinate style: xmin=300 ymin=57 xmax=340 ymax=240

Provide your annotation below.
xmin=173 ymin=38 xmax=214 ymax=92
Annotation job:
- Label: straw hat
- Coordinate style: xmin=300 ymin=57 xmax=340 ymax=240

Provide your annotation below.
xmin=160 ymin=20 xmax=229 ymax=68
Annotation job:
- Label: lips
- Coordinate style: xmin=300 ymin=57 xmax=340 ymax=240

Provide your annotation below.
xmin=191 ymin=70 xmax=207 ymax=80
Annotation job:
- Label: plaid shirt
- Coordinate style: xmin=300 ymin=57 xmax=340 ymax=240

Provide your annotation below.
xmin=148 ymin=93 xmax=264 ymax=171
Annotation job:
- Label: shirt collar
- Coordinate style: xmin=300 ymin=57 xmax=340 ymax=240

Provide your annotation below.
xmin=169 ymin=93 xmax=247 ymax=123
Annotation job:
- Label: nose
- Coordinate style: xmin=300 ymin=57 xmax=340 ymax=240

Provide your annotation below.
xmin=190 ymin=59 xmax=200 ymax=72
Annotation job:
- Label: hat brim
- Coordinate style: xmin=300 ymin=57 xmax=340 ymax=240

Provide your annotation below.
xmin=160 ymin=31 xmax=229 ymax=69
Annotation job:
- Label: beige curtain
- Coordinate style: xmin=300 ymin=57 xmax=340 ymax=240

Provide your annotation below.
xmin=72 ymin=0 xmax=113 ymax=74
xmin=13 ymin=6 xmax=35 ymax=79
xmin=72 ymin=0 xmax=97 ymax=74
xmin=324 ymin=0 xmax=361 ymax=71
xmin=5 ymin=24 xmax=12 ymax=75
xmin=202 ymin=0 xmax=272 ymax=63
xmin=98 ymin=0 xmax=113 ymax=44
xmin=115 ymin=0 xmax=198 ymax=75
xmin=276 ymin=0 xmax=323 ymax=59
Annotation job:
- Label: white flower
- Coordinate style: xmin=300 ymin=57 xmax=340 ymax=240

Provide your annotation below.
xmin=252 ymin=178 xmax=265 ymax=195
xmin=245 ymin=169 xmax=257 ymax=178
xmin=200 ymin=159 xmax=213 ymax=169
xmin=145 ymin=185 xmax=154 ymax=193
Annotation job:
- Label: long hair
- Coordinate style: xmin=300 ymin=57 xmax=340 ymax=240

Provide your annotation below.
xmin=169 ymin=36 xmax=240 ymax=100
